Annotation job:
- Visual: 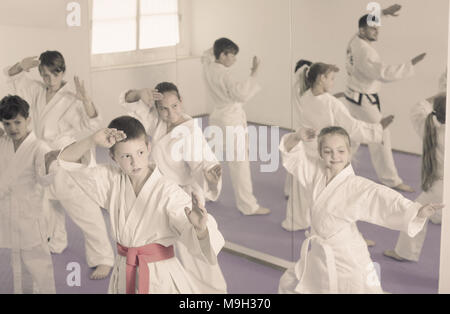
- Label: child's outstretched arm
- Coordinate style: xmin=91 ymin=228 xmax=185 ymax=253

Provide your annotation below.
xmin=60 ymin=128 xmax=126 ymax=163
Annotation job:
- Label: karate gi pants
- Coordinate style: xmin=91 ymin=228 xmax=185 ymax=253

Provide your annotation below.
xmin=11 ymin=243 xmax=55 ymax=294
xmin=209 ymin=118 xmax=259 ymax=215
xmin=46 ymin=170 xmax=114 ymax=267
xmin=394 ymin=180 xmax=443 ymax=261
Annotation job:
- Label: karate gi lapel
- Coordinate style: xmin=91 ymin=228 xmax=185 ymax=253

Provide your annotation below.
xmin=312 ymin=164 xmax=355 ymax=215
xmin=37 ymin=84 xmax=74 ymax=136
xmin=123 ymin=166 xmax=162 ymax=242
xmin=0 ymin=133 xmax=37 ymax=189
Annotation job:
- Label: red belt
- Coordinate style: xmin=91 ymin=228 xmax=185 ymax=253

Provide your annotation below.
xmin=116 ymin=242 xmax=174 ymax=294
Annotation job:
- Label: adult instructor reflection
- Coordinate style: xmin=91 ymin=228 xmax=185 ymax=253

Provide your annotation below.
xmin=344 ymin=4 xmax=426 ymax=192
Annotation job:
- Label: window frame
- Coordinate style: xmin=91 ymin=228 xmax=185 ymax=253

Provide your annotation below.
xmin=89 ymin=0 xmax=190 ymax=70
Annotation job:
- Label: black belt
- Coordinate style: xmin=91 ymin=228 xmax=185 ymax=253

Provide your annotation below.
xmin=345 ymin=92 xmax=381 ymax=112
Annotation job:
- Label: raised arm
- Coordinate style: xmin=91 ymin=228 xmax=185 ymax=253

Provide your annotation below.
xmin=7 ymin=56 xmax=40 ymax=77
xmin=119 ymin=89 xmax=162 ymax=136
xmin=74 ymin=76 xmax=98 ymax=119
xmin=167 ymin=189 xmax=220 ymax=265
xmin=279 ymin=127 xmax=318 ymax=187
xmin=60 ymin=128 xmax=126 ymax=163
xmin=223 ymin=61 xmax=261 ymax=103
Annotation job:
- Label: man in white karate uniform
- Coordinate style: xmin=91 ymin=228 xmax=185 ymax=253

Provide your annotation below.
xmin=344 ymin=4 xmax=426 ymax=192
xmin=5 ymin=51 xmax=114 ymax=279
xmin=202 ymin=38 xmax=270 ymax=215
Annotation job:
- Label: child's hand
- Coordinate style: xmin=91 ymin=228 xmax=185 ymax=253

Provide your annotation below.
xmin=417 ymin=203 xmax=445 ymax=219
xmin=296 ymin=127 xmax=317 ymax=142
xmin=0 ymin=128 xmax=4 ymax=137
xmin=382 ymin=4 xmax=401 ymax=17
xmin=20 ymin=56 xmax=39 ymax=72
xmin=91 ymin=128 xmax=127 ymax=148
xmin=204 ymin=164 xmax=222 ymax=188
xmin=74 ymin=76 xmax=90 ymax=103
xmin=45 ymin=149 xmax=61 ymax=174
xmin=380 ymin=115 xmax=394 ymax=129
xmin=139 ymin=88 xmax=164 ymax=106
xmin=251 ymin=56 xmax=260 ymax=75
xmin=185 ymin=193 xmax=208 ymax=239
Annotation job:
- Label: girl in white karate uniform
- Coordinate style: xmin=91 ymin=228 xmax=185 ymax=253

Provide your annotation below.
xmin=384 ymin=94 xmax=446 ymax=262
xmin=120 ymin=82 xmax=226 ymax=293
xmin=278 ymin=126 xmax=442 ymax=294
xmin=282 ymin=61 xmax=393 ymax=232
xmin=5 ymin=51 xmax=114 ymax=279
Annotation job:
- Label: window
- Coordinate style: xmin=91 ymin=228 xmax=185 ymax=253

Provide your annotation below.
xmin=90 ymin=0 xmax=189 ymax=69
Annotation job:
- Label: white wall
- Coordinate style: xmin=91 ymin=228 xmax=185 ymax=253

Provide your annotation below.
xmin=190 ymin=0 xmax=293 ymax=128
xmin=0 ymin=0 xmax=91 ymax=101
xmin=292 ymin=0 xmax=448 ymax=154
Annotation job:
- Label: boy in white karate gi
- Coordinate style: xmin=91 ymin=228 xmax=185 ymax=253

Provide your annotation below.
xmin=5 ymin=51 xmax=114 ymax=279
xmin=58 ymin=116 xmax=225 ymax=294
xmin=202 ymin=38 xmax=270 ymax=215
xmin=344 ymin=4 xmax=426 ymax=192
xmin=0 ymin=95 xmax=55 ymax=293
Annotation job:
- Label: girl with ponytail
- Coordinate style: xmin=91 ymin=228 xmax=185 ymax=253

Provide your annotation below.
xmin=283 ymin=59 xmax=394 ymax=237
xmin=384 ymin=94 xmax=446 ymax=262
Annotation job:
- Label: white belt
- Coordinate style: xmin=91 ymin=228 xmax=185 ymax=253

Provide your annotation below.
xmin=294 ymin=230 xmax=339 ymax=294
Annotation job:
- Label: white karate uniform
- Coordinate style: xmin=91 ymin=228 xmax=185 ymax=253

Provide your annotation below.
xmin=344 ymin=34 xmax=415 ymax=187
xmin=5 ymin=68 xmax=114 ymax=267
xmin=120 ymin=95 xmax=227 ymax=293
xmin=278 ymin=135 xmax=426 ymax=293
xmin=394 ymin=99 xmax=444 ymax=261
xmin=283 ymin=89 xmax=383 ymax=231
xmin=58 ymin=155 xmax=223 ymax=294
xmin=202 ymin=48 xmax=261 ymax=215
xmin=0 ymin=132 xmax=55 ymax=294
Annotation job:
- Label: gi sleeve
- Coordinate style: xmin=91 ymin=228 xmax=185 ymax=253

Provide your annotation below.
xmin=57 ymin=148 xmax=115 ymax=211
xmin=119 ymin=90 xmax=160 ymax=136
xmin=166 ymin=184 xmax=220 ymax=265
xmin=3 ymin=66 xmax=42 ymax=105
xmin=331 ymin=95 xmax=383 ymax=144
xmin=279 ymin=134 xmax=318 ymax=188
xmin=223 ymin=71 xmax=261 ymax=104
xmin=355 ymin=179 xmax=427 ymax=237
xmin=354 ymin=48 xmax=414 ymax=83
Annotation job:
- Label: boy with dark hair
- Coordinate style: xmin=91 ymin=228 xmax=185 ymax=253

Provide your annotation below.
xmin=58 ymin=116 xmax=224 ymax=294
xmin=0 ymin=95 xmax=55 ymax=294
xmin=202 ymin=37 xmax=270 ymax=215
xmin=5 ymin=51 xmax=114 ymax=280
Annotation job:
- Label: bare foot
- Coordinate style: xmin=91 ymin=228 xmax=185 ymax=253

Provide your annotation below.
xmin=90 ymin=265 xmax=112 ymax=280
xmin=244 ymin=207 xmax=271 ymax=216
xmin=364 ymin=238 xmax=376 ymax=247
xmin=383 ymin=250 xmax=405 ymax=261
xmin=393 ymin=183 xmax=415 ymax=193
